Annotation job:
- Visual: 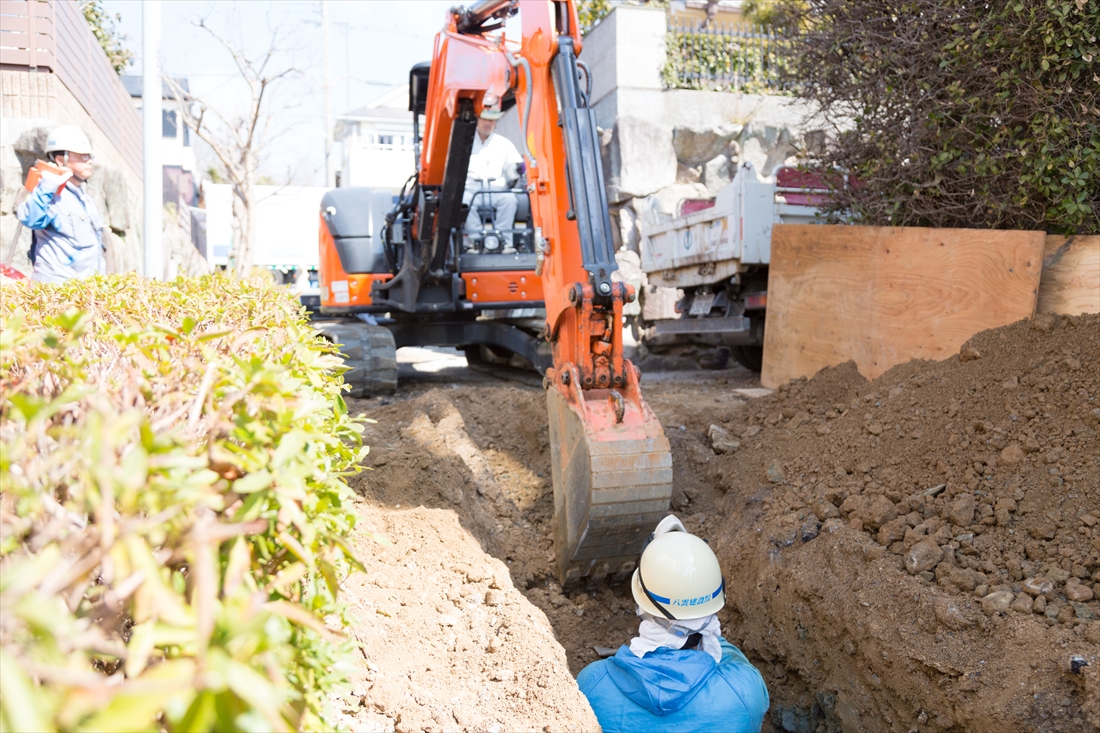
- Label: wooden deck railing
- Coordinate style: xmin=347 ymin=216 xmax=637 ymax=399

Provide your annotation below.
xmin=0 ymin=0 xmax=141 ymax=175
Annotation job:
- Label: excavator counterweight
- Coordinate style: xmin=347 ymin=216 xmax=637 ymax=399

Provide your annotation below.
xmin=315 ymin=0 xmax=672 ymax=584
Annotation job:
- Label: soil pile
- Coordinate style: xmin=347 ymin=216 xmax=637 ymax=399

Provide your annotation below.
xmin=333 ymin=494 xmax=599 ymax=733
xmin=343 ymin=313 xmax=1098 ymax=733
xmin=701 ymin=313 xmax=1100 ymax=731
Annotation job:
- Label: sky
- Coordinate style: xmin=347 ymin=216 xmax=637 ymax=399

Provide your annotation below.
xmin=103 ymin=0 xmax=454 ymax=186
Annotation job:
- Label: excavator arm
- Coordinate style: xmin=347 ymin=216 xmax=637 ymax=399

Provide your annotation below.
xmin=413 ymin=0 xmax=672 ymax=586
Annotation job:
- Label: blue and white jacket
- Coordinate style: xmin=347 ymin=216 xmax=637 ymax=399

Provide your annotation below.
xmin=17 ymin=179 xmax=105 ymax=283
xmin=577 ymin=638 xmax=769 ymax=733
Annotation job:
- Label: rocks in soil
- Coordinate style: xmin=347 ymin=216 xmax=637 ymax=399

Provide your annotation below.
xmin=981 ymin=591 xmax=1015 ymax=615
xmin=906 ymin=540 xmax=944 ymax=575
xmin=934 ymin=598 xmax=974 ymax=629
xmin=1023 ymin=577 xmax=1055 ymax=597
xmin=703 ymin=313 xmax=1100 ymax=732
xmin=707 ymin=424 xmax=740 ymax=454
xmin=1009 ymin=593 xmax=1034 ymax=613
xmin=1067 ymin=582 xmax=1095 ymax=603
xmin=959 ymin=342 xmax=982 ymax=361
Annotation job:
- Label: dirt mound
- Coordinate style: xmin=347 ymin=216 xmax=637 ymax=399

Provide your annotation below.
xmin=334 ymin=498 xmax=598 ymax=733
xmin=343 ymin=316 xmax=1097 ymax=732
xmin=699 ymin=313 xmax=1100 ymax=731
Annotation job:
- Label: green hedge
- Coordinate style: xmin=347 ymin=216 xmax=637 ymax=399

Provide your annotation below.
xmin=0 ymin=275 xmax=367 ymax=732
xmin=777 ymin=0 xmax=1100 ymax=233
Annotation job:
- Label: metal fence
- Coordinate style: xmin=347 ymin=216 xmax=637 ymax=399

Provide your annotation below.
xmin=662 ymin=18 xmax=788 ymax=94
xmin=0 ymin=0 xmax=142 ymax=174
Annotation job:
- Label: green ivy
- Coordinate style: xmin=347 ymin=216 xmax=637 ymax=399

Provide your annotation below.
xmin=79 ymin=1 xmax=134 ymax=75
xmin=661 ymin=26 xmax=791 ymax=95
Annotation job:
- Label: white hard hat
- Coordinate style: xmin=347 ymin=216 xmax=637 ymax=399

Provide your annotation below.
xmin=631 ymin=515 xmax=726 ymax=620
xmin=480 ymin=91 xmax=504 ymax=120
xmin=45 ymin=125 xmax=93 ymax=155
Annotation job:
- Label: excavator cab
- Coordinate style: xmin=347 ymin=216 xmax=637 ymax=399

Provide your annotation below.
xmin=315 ymin=0 xmax=672 ymax=588
xmin=458 ymin=185 xmax=534 ymax=255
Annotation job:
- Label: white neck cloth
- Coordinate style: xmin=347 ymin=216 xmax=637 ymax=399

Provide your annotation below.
xmin=628 ymin=610 xmax=723 ymax=663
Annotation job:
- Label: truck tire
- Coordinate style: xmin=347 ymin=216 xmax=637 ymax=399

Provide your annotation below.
xmin=315 ymin=321 xmax=398 ymax=397
xmin=733 ymin=345 xmax=764 ymax=373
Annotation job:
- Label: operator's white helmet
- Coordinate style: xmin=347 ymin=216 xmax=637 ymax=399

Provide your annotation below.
xmin=631 ymin=515 xmax=726 ymax=620
xmin=45 ymin=125 xmax=93 ymax=155
xmin=480 ymin=91 xmax=504 ymax=120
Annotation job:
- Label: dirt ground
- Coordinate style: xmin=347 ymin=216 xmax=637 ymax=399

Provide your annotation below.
xmin=335 ymin=314 xmax=1099 ymax=733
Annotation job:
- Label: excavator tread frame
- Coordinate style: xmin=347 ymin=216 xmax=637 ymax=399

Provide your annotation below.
xmin=314 ymin=321 xmax=398 ymax=398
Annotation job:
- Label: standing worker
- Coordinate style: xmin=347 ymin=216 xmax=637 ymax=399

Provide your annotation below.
xmin=463 ymin=93 xmax=523 ymax=253
xmin=577 ymin=516 xmax=770 ymax=732
xmin=17 ymin=125 xmax=106 ymax=283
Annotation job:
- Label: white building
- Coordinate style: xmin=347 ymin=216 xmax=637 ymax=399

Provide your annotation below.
xmin=335 ymin=86 xmax=417 ymax=191
xmin=204 ymin=184 xmax=327 ymax=269
xmin=121 ymin=75 xmax=198 ymax=205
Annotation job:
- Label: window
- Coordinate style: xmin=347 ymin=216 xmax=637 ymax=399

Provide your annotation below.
xmin=162 ymin=110 xmax=177 ymax=138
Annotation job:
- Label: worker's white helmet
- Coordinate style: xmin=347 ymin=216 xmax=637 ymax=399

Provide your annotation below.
xmin=631 ymin=515 xmax=726 ymax=620
xmin=45 ymin=125 xmax=93 ymax=155
xmin=480 ymin=91 xmax=504 ymax=120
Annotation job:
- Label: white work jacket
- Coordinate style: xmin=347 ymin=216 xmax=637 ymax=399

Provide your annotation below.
xmin=465 ymin=132 xmax=523 ymax=193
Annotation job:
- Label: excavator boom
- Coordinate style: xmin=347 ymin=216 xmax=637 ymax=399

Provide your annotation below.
xmin=508 ymin=0 xmax=672 ymax=584
xmin=323 ymin=0 xmax=673 ymax=585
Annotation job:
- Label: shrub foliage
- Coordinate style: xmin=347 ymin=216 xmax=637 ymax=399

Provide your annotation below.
xmin=0 ymin=275 xmax=366 ymax=732
xmin=778 ymin=0 xmax=1100 ymax=233
xmin=662 ymin=23 xmax=790 ymax=94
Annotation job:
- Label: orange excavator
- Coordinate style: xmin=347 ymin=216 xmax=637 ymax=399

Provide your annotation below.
xmin=314 ymin=0 xmax=672 ymax=586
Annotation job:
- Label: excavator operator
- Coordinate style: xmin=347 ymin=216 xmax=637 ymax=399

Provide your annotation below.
xmin=462 ymin=92 xmax=523 ymax=253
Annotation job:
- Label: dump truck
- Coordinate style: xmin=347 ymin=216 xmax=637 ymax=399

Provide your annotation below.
xmin=637 ymin=161 xmax=829 ymax=371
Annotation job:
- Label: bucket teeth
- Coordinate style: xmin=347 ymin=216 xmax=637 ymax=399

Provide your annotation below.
xmin=547 ymin=385 xmax=672 ymax=585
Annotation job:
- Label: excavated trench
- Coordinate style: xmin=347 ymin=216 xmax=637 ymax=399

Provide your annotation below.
xmin=338 ymin=322 xmax=1100 ymax=732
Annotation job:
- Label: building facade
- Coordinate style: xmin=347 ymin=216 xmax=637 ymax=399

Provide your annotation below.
xmin=335 ymin=86 xmax=418 ymax=192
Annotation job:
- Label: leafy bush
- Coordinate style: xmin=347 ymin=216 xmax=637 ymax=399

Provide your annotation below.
xmin=79 ymin=0 xmax=134 ymax=74
xmin=0 ymin=275 xmax=367 ymax=732
xmin=777 ymin=0 xmax=1100 ymax=233
xmin=661 ymin=23 xmax=790 ymax=94
xmin=577 ymin=0 xmax=612 ymax=34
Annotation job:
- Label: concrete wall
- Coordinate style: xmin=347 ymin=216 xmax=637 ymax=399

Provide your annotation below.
xmin=1 ymin=69 xmax=144 ymax=276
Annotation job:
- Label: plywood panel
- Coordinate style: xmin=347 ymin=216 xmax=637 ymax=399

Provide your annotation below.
xmin=761 ymin=225 xmax=1045 ymax=388
xmin=1037 ymin=235 xmax=1100 ymax=316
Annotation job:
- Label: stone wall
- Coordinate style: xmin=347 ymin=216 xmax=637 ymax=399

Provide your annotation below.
xmin=1 ymin=69 xmax=144 ymax=276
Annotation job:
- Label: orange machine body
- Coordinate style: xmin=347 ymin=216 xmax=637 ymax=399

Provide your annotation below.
xmin=317 ymin=213 xmax=387 ymax=307
xmin=313 ymin=0 xmax=670 ymax=584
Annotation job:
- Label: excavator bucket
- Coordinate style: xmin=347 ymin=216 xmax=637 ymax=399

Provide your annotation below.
xmin=547 ymin=366 xmax=672 ymax=587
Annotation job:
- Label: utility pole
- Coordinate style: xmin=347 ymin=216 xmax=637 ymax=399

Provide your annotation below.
xmin=321 ymin=0 xmax=334 ymax=188
xmin=143 ymin=0 xmax=163 ymax=278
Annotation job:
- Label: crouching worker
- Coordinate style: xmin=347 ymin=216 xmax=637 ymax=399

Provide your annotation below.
xmin=17 ymin=125 xmax=105 ymax=283
xmin=577 ymin=516 xmax=769 ymax=733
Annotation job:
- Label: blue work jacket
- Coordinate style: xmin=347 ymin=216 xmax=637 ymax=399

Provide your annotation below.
xmin=577 ymin=638 xmax=769 ymax=733
xmin=17 ymin=179 xmax=105 ymax=283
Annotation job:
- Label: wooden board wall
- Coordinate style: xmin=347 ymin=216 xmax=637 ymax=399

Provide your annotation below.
xmin=1037 ymin=235 xmax=1100 ymax=316
xmin=761 ymin=225 xmax=1046 ymax=388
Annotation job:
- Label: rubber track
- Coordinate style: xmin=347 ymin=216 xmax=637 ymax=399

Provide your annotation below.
xmin=314 ymin=321 xmax=398 ymax=397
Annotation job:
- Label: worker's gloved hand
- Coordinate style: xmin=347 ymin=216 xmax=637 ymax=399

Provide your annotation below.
xmin=37 ymin=167 xmax=73 ymax=192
